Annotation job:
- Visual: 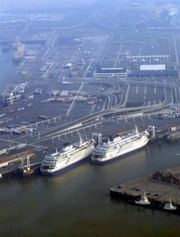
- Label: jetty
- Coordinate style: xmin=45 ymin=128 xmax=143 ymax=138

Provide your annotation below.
xmin=110 ymin=172 xmax=180 ymax=214
xmin=0 ymin=149 xmax=42 ymax=179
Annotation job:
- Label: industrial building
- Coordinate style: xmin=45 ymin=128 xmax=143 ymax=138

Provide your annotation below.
xmin=153 ymin=165 xmax=180 ymax=185
xmin=94 ymin=62 xmax=127 ymax=77
xmin=129 ymin=64 xmax=177 ymax=78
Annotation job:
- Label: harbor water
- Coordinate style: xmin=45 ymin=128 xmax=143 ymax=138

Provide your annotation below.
xmin=0 ymin=141 xmax=180 ymax=237
xmin=0 ymin=47 xmax=15 ymax=90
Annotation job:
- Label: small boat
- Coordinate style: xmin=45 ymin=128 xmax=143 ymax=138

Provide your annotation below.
xmin=135 ymin=191 xmax=150 ymax=205
xmin=164 ymin=199 xmax=177 ymax=211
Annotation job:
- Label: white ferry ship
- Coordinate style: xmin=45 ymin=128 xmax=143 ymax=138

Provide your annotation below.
xmin=91 ymin=126 xmax=149 ymax=164
xmin=40 ymin=138 xmax=95 ymax=176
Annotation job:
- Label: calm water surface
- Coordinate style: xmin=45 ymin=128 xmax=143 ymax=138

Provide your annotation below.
xmin=0 ymin=47 xmax=15 ymax=90
xmin=0 ymin=141 xmax=180 ymax=237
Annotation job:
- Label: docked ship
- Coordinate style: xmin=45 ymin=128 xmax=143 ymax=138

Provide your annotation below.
xmin=40 ymin=138 xmax=95 ymax=176
xmin=91 ymin=126 xmax=149 ymax=164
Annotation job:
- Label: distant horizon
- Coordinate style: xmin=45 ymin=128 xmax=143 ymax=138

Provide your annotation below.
xmin=0 ymin=0 xmax=97 ymax=12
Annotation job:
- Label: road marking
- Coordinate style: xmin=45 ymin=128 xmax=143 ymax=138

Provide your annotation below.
xmin=154 ymin=85 xmax=156 ymax=94
xmin=135 ymin=85 xmax=139 ymax=94
xmin=144 ymin=84 xmax=147 ymax=94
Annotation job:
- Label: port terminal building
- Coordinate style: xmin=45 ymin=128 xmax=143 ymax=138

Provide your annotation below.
xmin=94 ymin=63 xmax=127 ymax=77
xmin=93 ymin=58 xmax=177 ymax=79
xmin=129 ymin=64 xmax=177 ymax=78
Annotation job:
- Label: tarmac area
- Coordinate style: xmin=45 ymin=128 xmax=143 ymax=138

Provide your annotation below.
xmin=0 ymin=75 xmax=180 ymax=155
xmin=0 ymin=77 xmax=126 ymax=156
xmin=0 ymin=2 xmax=180 ymax=164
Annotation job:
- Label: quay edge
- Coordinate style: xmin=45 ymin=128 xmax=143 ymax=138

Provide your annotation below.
xmin=110 ymin=174 xmax=180 ymax=215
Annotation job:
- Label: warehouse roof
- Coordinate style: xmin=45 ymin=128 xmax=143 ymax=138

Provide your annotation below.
xmin=140 ymin=64 xmax=166 ymax=71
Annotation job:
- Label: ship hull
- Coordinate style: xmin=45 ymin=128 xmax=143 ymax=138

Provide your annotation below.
xmin=40 ymin=156 xmax=90 ymax=176
xmin=91 ymin=145 xmax=147 ymax=165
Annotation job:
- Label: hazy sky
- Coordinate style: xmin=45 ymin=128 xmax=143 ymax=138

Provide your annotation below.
xmin=0 ymin=0 xmax=96 ymax=11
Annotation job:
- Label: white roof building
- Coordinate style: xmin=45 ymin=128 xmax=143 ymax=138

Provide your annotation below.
xmin=140 ymin=64 xmax=166 ymax=71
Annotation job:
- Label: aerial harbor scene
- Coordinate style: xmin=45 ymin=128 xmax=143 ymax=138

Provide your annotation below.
xmin=0 ymin=0 xmax=180 ymax=236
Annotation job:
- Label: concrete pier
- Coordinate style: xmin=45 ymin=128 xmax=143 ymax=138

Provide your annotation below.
xmin=110 ymin=174 xmax=180 ymax=214
xmin=0 ymin=149 xmax=43 ymax=180
xmin=167 ymin=131 xmax=180 ymax=142
xmin=0 ymin=167 xmax=17 ymax=179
